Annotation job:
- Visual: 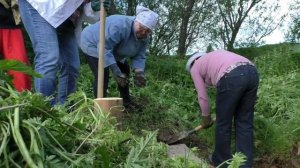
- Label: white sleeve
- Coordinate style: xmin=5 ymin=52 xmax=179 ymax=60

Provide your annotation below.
xmin=82 ymin=2 xmax=100 ymax=23
xmin=75 ymin=2 xmax=100 ymax=46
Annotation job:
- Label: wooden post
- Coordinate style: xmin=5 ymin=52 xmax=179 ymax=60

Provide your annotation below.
xmin=97 ymin=0 xmax=106 ymax=98
xmin=95 ymin=97 xmax=123 ymax=121
xmin=95 ymin=1 xmax=123 ymax=126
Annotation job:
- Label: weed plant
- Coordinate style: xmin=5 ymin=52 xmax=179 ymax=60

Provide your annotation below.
xmin=254 ymin=44 xmax=300 ymax=158
xmin=0 ymin=60 xmax=210 ymax=167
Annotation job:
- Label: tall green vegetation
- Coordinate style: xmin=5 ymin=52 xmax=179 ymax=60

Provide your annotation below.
xmin=120 ymin=43 xmax=300 ymax=163
xmin=2 ymin=43 xmax=299 ymax=166
xmin=254 ymin=44 xmax=300 ymax=157
xmin=0 ymin=60 xmax=209 ymax=167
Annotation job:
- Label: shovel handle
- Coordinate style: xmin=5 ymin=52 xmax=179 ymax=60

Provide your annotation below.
xmin=97 ymin=1 xmax=106 ymax=98
xmin=193 ymin=125 xmax=204 ymax=132
xmin=193 ymin=118 xmax=216 ymax=132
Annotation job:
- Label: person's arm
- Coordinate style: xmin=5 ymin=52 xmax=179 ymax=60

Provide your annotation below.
xmin=190 ymin=65 xmax=213 ymax=128
xmin=101 ymin=24 xmax=123 ymax=67
xmin=190 ymin=67 xmax=210 ymax=116
xmin=81 ymin=2 xmax=100 ymax=23
xmin=131 ymin=41 xmax=148 ymax=71
xmin=100 ymin=23 xmax=128 ymax=87
xmin=81 ymin=0 xmax=111 ymax=23
xmin=131 ymin=41 xmax=148 ymax=87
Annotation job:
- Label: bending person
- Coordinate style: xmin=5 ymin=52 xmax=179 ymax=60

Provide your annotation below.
xmin=186 ymin=49 xmax=259 ymax=168
xmin=80 ymin=5 xmax=159 ymax=109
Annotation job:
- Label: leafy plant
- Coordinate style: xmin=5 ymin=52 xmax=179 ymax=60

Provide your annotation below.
xmin=217 ymin=152 xmax=247 ymax=168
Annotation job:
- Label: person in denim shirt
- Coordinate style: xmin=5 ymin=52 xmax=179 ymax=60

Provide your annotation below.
xmin=18 ymin=0 xmax=110 ymax=105
xmin=186 ymin=49 xmax=259 ymax=168
xmin=80 ymin=5 xmax=159 ymax=109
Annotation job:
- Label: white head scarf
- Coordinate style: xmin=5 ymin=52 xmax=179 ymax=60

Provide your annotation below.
xmin=135 ymin=5 xmax=159 ymax=31
xmin=186 ymin=51 xmax=206 ymax=72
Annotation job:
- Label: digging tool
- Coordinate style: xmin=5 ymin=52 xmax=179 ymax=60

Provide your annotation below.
xmin=94 ymin=1 xmax=123 ymax=126
xmin=167 ymin=119 xmax=215 ymax=145
xmin=166 ymin=125 xmax=204 ymax=145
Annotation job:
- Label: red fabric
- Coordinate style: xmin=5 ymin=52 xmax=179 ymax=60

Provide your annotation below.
xmin=0 ymin=29 xmax=31 ymax=92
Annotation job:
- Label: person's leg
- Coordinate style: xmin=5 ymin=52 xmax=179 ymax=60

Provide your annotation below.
xmin=56 ymin=21 xmax=80 ymax=104
xmin=117 ymin=61 xmax=130 ymax=105
xmin=85 ymin=55 xmax=109 ymax=98
xmin=234 ymin=65 xmax=259 ymax=168
xmin=19 ymin=0 xmax=59 ymax=104
xmin=212 ymin=66 xmax=249 ymax=168
xmin=1 ymin=28 xmax=31 ymax=92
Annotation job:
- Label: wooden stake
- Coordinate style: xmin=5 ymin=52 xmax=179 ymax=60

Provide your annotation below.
xmin=97 ymin=0 xmax=106 ymax=98
xmin=95 ymin=1 xmax=123 ymax=126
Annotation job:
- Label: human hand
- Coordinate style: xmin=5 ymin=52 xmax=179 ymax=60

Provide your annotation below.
xmin=201 ymin=114 xmax=214 ymax=129
xmin=91 ymin=0 xmax=111 ymax=12
xmin=134 ymin=70 xmax=146 ymax=87
xmin=110 ymin=63 xmax=128 ymax=87
xmin=115 ymin=73 xmax=128 ymax=87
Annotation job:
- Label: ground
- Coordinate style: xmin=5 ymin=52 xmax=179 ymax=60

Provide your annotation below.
xmin=122 ymin=96 xmax=300 ymax=168
xmin=157 ymin=128 xmax=300 ymax=168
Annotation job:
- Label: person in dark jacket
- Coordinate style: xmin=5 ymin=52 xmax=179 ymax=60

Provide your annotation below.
xmin=0 ymin=0 xmax=31 ymax=92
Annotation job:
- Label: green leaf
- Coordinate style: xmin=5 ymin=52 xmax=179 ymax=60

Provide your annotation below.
xmin=0 ymin=60 xmax=42 ymax=78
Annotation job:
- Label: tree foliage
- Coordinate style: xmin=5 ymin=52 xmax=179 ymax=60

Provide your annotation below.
xmin=211 ymin=0 xmax=284 ymax=51
xmin=150 ymin=0 xmax=216 ymax=56
xmin=286 ymin=0 xmax=300 ymax=42
xmin=95 ymin=0 xmax=288 ymax=55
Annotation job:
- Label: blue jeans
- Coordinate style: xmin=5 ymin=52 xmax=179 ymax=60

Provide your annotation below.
xmin=18 ymin=0 xmax=80 ymax=105
xmin=212 ymin=65 xmax=259 ymax=168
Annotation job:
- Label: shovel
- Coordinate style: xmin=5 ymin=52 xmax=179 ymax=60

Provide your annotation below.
xmin=166 ymin=125 xmax=204 ymax=145
xmin=166 ymin=119 xmax=215 ymax=145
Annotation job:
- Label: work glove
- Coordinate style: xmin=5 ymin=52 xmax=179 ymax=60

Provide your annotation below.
xmin=91 ymin=0 xmax=111 ymax=12
xmin=201 ymin=114 xmax=214 ymax=129
xmin=134 ymin=70 xmax=146 ymax=87
xmin=110 ymin=63 xmax=128 ymax=87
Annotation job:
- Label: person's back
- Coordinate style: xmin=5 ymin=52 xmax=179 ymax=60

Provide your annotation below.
xmin=195 ymin=49 xmax=251 ymax=86
xmin=187 ymin=49 xmax=259 ymax=168
xmin=81 ymin=15 xmax=135 ymax=58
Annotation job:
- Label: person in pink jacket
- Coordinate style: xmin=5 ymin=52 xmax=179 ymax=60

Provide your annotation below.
xmin=186 ymin=49 xmax=259 ymax=168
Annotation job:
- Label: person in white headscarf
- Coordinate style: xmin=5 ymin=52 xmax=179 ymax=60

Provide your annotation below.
xmin=80 ymin=5 xmax=159 ymax=111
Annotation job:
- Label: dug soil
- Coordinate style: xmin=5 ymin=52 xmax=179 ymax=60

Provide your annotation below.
xmin=157 ymin=128 xmax=300 ymax=168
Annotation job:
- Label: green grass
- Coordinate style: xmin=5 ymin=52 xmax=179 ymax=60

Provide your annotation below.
xmin=2 ymin=42 xmax=299 ymax=167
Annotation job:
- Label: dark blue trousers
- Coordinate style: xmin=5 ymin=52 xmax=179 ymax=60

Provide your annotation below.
xmin=85 ymin=55 xmax=131 ymax=104
xmin=212 ymin=65 xmax=259 ymax=168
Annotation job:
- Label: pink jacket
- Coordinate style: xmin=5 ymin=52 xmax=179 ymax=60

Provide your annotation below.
xmin=190 ymin=49 xmax=252 ymax=116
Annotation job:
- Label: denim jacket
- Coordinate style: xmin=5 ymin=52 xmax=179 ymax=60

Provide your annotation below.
xmin=81 ymin=15 xmax=149 ymax=70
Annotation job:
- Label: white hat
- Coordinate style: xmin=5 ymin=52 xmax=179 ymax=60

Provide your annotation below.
xmin=186 ymin=51 xmax=206 ymax=72
xmin=135 ymin=5 xmax=159 ymax=31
